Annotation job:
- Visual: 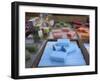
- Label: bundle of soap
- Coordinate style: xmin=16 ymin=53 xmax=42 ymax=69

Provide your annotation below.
xmin=53 ymin=39 xmax=70 ymax=51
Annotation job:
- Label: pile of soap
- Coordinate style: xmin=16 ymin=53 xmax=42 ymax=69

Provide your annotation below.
xmin=50 ymin=39 xmax=76 ymax=62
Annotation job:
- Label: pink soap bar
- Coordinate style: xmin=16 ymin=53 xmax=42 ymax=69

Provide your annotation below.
xmin=62 ymin=28 xmax=70 ymax=32
xmin=67 ymin=31 xmax=75 ymax=39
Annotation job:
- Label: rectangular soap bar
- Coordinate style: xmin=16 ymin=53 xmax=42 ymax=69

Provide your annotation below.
xmin=52 ymin=32 xmax=62 ymax=39
xmin=56 ymin=39 xmax=70 ymax=46
xmin=64 ymin=43 xmax=77 ymax=54
xmin=50 ymin=51 xmax=67 ymax=62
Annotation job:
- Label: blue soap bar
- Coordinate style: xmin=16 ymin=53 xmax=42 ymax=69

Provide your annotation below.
xmin=56 ymin=39 xmax=70 ymax=46
xmin=53 ymin=45 xmax=61 ymax=51
xmin=50 ymin=51 xmax=67 ymax=62
xmin=65 ymin=57 xmax=86 ymax=66
xmin=64 ymin=43 xmax=77 ymax=54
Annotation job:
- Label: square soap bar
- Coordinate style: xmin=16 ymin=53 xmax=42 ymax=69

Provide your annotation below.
xmin=50 ymin=51 xmax=67 ymax=62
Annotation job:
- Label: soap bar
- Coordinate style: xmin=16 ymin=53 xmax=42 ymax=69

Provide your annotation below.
xmin=62 ymin=28 xmax=70 ymax=32
xmin=66 ymin=58 xmax=86 ymax=66
xmin=64 ymin=44 xmax=77 ymax=54
xmin=80 ymin=33 xmax=89 ymax=38
xmin=53 ymin=45 xmax=61 ymax=51
xmin=50 ymin=51 xmax=67 ymax=62
xmin=76 ymin=27 xmax=89 ymax=33
xmin=52 ymin=32 xmax=62 ymax=39
xmin=67 ymin=31 xmax=76 ymax=39
xmin=56 ymin=39 xmax=70 ymax=46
